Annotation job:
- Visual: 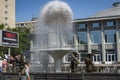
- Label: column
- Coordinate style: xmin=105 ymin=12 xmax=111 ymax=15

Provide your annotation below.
xmin=30 ymin=40 xmax=33 ymax=49
xmin=73 ymin=24 xmax=79 ymax=49
xmin=30 ymin=52 xmax=34 ymax=63
xmin=101 ymin=21 xmax=106 ymax=63
xmin=87 ymin=23 xmax=91 ymax=53
xmin=116 ymin=20 xmax=120 ymax=62
xmin=62 ymin=56 xmax=66 ymax=63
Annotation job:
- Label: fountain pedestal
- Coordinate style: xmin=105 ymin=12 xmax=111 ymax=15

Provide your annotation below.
xmin=43 ymin=48 xmax=76 ymax=73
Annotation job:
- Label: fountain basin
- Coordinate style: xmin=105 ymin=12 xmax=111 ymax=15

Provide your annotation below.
xmin=31 ymin=48 xmax=76 ymax=73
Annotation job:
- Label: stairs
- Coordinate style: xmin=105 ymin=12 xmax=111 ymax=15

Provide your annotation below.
xmin=34 ymin=73 xmax=83 ymax=80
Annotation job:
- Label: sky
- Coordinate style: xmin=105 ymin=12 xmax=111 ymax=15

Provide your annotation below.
xmin=16 ymin=0 xmax=120 ymax=22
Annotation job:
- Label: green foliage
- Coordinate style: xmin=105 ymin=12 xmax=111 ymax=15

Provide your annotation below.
xmin=0 ymin=24 xmax=31 ymax=57
xmin=0 ymin=24 xmax=4 ymax=30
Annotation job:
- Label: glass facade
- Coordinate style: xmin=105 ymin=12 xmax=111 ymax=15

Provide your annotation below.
xmin=77 ymin=21 xmax=120 ymax=62
xmin=90 ymin=31 xmax=101 ymax=44
xmin=79 ymin=23 xmax=86 ymax=28
xmin=77 ymin=32 xmax=87 ymax=44
xmin=105 ymin=21 xmax=115 ymax=26
xmin=91 ymin=22 xmax=100 ymax=27
xmin=105 ymin=30 xmax=116 ymax=43
xmin=76 ymin=22 xmax=118 ymax=63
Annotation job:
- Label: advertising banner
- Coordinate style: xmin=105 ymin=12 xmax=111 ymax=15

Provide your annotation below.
xmin=0 ymin=30 xmax=19 ymax=48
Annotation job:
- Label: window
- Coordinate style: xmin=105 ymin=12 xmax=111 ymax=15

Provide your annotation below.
xmin=5 ymin=11 xmax=8 ymax=14
xmin=91 ymin=22 xmax=100 ymax=27
xmin=93 ymin=54 xmax=101 ymax=62
xmin=77 ymin=32 xmax=87 ymax=44
xmin=65 ymin=32 xmax=73 ymax=46
xmin=5 ymin=0 xmax=8 ymax=2
xmin=90 ymin=31 xmax=101 ymax=44
xmin=5 ymin=5 xmax=8 ymax=8
xmin=105 ymin=21 xmax=115 ymax=26
xmin=106 ymin=50 xmax=117 ymax=62
xmin=105 ymin=30 xmax=116 ymax=43
xmin=93 ymin=51 xmax=102 ymax=62
xmin=79 ymin=23 xmax=86 ymax=28
xmin=20 ymin=24 xmax=24 ymax=26
xmin=5 ymin=17 xmax=8 ymax=20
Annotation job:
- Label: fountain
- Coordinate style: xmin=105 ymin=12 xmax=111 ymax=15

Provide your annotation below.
xmin=30 ymin=0 xmax=75 ymax=73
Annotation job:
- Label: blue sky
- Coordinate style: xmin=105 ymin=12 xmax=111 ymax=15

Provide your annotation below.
xmin=16 ymin=0 xmax=120 ymax=22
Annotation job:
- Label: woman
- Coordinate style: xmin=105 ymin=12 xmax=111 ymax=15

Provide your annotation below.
xmin=24 ymin=62 xmax=30 ymax=80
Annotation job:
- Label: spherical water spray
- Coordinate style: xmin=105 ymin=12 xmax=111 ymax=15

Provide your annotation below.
xmin=41 ymin=0 xmax=73 ymax=25
xmin=37 ymin=0 xmax=73 ymax=49
xmin=32 ymin=0 xmax=75 ymax=73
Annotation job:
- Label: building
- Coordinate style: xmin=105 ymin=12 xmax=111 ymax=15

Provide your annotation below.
xmin=16 ymin=2 xmax=120 ymax=72
xmin=0 ymin=0 xmax=15 ymax=28
xmin=74 ymin=2 xmax=120 ymax=64
xmin=16 ymin=18 xmax=37 ymax=33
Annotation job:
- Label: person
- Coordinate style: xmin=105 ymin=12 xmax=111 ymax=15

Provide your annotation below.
xmin=19 ymin=54 xmax=25 ymax=74
xmin=24 ymin=62 xmax=30 ymax=80
xmin=8 ymin=55 xmax=15 ymax=73
xmin=14 ymin=54 xmax=20 ymax=72
xmin=2 ymin=59 xmax=8 ymax=73
xmin=0 ymin=59 xmax=2 ymax=72
xmin=14 ymin=54 xmax=25 ymax=73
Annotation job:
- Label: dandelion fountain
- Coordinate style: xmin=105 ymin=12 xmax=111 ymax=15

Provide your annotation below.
xmin=30 ymin=0 xmax=75 ymax=73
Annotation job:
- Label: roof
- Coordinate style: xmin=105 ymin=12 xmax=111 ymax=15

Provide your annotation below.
xmin=74 ymin=15 xmax=120 ymax=23
xmin=90 ymin=2 xmax=120 ymax=18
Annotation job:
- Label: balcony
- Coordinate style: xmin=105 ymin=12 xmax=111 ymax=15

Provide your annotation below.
xmin=77 ymin=44 xmax=102 ymax=50
xmin=77 ymin=44 xmax=87 ymax=50
xmin=77 ymin=43 xmax=117 ymax=51
xmin=91 ymin=44 xmax=102 ymax=50
xmin=105 ymin=43 xmax=116 ymax=49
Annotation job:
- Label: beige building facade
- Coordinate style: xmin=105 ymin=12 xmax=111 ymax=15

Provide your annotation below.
xmin=0 ymin=0 xmax=15 ymax=28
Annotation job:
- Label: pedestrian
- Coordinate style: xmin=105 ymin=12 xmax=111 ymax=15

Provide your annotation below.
xmin=0 ymin=59 xmax=2 ymax=72
xmin=2 ymin=59 xmax=7 ymax=73
xmin=24 ymin=62 xmax=30 ymax=80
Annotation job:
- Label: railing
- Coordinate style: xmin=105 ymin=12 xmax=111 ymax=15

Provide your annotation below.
xmin=77 ymin=44 xmax=87 ymax=50
xmin=91 ymin=44 xmax=101 ymax=50
xmin=105 ymin=43 xmax=116 ymax=49
xmin=77 ymin=43 xmax=117 ymax=50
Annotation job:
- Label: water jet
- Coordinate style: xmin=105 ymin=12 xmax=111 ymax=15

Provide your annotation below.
xmin=30 ymin=0 xmax=75 ymax=73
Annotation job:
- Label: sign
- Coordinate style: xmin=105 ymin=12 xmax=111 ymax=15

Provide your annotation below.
xmin=0 ymin=30 xmax=19 ymax=48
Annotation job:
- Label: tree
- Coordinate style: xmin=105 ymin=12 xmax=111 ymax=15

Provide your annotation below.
xmin=0 ymin=24 xmax=4 ymax=29
xmin=0 ymin=24 xmax=6 ymax=58
xmin=9 ymin=27 xmax=31 ymax=56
